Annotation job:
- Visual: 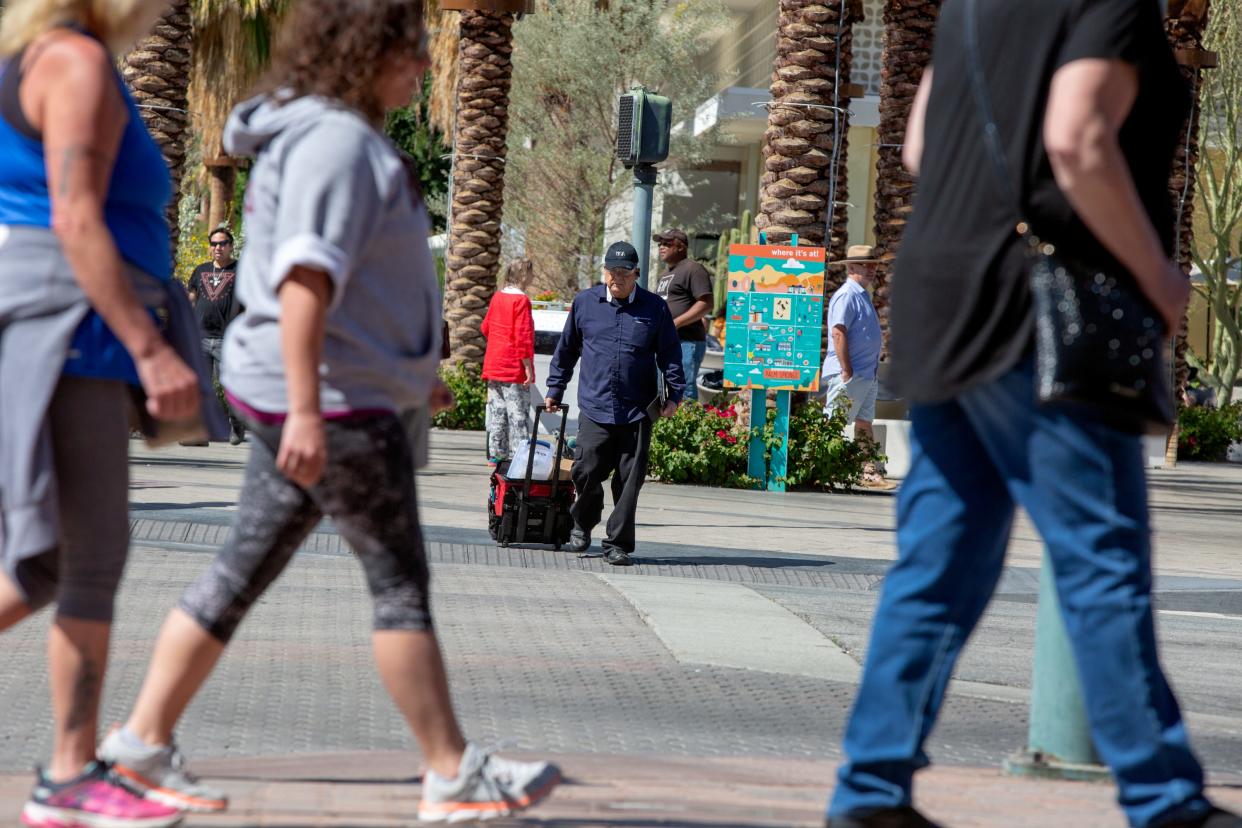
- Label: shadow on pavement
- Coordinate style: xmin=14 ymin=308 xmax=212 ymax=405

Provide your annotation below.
xmin=633 ymin=555 xmax=838 ymax=570
xmin=132 ymin=455 xmax=248 ymax=469
xmin=206 ymin=775 xmax=421 ymax=786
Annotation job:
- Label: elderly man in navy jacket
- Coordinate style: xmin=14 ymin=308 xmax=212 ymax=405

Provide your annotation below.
xmin=544 ymin=241 xmax=684 ymax=566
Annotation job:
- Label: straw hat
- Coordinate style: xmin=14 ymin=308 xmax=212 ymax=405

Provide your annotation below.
xmin=831 ymin=244 xmax=879 ymax=264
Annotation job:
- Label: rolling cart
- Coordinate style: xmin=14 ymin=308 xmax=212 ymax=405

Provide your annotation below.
xmin=487 ymin=403 xmax=575 ymax=548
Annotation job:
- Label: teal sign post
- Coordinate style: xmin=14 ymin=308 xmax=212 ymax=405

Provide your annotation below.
xmin=722 ymin=235 xmax=825 ymax=492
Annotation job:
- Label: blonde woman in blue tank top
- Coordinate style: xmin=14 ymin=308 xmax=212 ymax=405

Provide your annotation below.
xmin=0 ymin=2 xmax=200 ymax=826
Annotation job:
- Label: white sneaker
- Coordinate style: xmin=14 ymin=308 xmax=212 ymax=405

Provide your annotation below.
xmin=417 ymin=743 xmax=560 ymax=823
xmin=98 ymin=729 xmax=227 ymax=813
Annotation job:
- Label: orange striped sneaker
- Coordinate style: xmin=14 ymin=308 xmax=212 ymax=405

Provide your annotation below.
xmin=417 ymin=743 xmax=560 ymax=823
xmin=98 ymin=730 xmax=227 ymax=813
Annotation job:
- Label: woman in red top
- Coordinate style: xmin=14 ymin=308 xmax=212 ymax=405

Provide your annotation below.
xmin=481 ymin=259 xmax=536 ymax=465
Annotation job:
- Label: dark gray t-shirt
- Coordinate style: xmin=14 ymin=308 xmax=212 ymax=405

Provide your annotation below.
xmin=655 ymin=257 xmax=713 ymax=342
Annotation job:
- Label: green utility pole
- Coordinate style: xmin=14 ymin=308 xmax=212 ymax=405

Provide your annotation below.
xmin=1003 ymin=552 xmax=1109 ymax=781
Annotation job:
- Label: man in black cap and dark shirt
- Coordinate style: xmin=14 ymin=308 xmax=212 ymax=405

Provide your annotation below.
xmin=652 ymin=227 xmax=714 ymax=401
xmin=186 ymin=226 xmax=245 ymax=445
xmin=545 ymin=241 xmax=685 ymax=566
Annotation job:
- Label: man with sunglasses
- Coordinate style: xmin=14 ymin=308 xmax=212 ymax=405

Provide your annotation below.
xmin=545 ymin=241 xmax=684 ymax=566
xmin=186 ymin=226 xmax=245 ymax=445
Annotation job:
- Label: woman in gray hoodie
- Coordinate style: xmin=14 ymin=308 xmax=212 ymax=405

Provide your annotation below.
xmin=98 ymin=0 xmax=560 ymax=821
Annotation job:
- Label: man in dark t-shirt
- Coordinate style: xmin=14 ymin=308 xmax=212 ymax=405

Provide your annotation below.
xmin=186 ymin=227 xmax=245 ymax=444
xmin=652 ymin=228 xmax=713 ymax=401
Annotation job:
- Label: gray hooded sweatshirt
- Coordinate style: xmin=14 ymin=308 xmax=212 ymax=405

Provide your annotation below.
xmin=221 ymin=94 xmax=441 ymax=417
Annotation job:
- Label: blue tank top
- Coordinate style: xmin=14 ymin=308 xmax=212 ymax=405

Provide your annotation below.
xmin=0 ymin=33 xmax=173 ymax=382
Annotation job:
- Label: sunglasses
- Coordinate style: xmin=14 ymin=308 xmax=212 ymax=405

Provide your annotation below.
xmin=210 ymin=241 xmax=232 ymax=247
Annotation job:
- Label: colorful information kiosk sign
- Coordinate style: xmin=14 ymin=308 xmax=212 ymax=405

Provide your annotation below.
xmin=721 ymin=240 xmax=826 ymax=492
xmin=722 ymin=244 xmax=825 ymax=391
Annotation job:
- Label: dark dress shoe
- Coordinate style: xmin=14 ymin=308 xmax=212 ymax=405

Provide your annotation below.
xmin=826 ymin=806 xmax=944 ymax=828
xmin=1162 ymin=808 xmax=1242 ymax=828
xmin=568 ymin=530 xmax=590 ymax=553
xmin=604 ymin=548 xmax=633 ymax=567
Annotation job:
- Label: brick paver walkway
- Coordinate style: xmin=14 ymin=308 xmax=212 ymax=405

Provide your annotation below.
xmin=2 ymin=753 xmax=1240 ymax=826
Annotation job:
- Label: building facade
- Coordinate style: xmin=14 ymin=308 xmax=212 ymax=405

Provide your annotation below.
xmin=652 ymin=0 xmax=885 ymax=263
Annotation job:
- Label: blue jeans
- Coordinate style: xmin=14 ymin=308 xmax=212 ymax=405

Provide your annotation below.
xmin=680 ymin=340 xmax=706 ymax=401
xmin=829 ymin=362 xmax=1210 ymax=827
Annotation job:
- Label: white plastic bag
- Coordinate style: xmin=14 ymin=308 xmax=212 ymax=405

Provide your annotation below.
xmin=506 ymin=439 xmax=555 ymax=480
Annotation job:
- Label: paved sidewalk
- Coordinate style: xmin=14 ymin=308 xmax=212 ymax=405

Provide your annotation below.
xmin=2 ymin=436 xmax=1240 ymax=826
xmin=2 ymin=753 xmax=1241 ymax=826
xmin=130 ymin=431 xmax=1242 ymax=579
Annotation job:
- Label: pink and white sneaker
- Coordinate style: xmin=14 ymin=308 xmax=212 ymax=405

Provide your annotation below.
xmin=21 ymin=761 xmax=182 ymax=828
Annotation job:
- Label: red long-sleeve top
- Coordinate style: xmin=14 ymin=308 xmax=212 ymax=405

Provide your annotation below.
xmin=481 ymin=287 xmax=535 ymax=383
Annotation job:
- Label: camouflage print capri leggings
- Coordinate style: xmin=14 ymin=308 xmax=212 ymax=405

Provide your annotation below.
xmin=486 ymin=381 xmax=531 ymax=460
xmin=179 ymin=413 xmax=432 ymax=643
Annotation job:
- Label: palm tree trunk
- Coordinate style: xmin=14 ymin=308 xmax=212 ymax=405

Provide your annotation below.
xmin=1164 ymin=0 xmax=1213 ymax=465
xmin=757 ymin=0 xmax=861 ymax=272
xmin=757 ymin=0 xmax=862 ymax=378
xmin=206 ymin=162 xmax=236 ymax=232
xmin=872 ymin=0 xmax=940 ymax=356
xmin=122 ymin=0 xmax=193 ymax=252
xmin=444 ymin=9 xmax=515 ymax=365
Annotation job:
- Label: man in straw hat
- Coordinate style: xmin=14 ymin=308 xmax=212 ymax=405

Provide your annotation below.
xmin=822 ymin=245 xmax=895 ymax=491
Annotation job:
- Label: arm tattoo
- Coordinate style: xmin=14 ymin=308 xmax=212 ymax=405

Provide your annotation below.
xmin=56 ymin=145 xmax=112 ymax=199
xmin=64 ymin=656 xmax=101 ymax=732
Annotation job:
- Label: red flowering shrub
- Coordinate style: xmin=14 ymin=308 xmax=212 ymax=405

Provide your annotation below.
xmin=649 ymin=395 xmax=874 ymax=489
xmin=648 ymin=400 xmax=752 ymax=486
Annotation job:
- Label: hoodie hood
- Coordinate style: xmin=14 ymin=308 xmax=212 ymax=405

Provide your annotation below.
xmin=223 ymin=94 xmax=345 ymax=158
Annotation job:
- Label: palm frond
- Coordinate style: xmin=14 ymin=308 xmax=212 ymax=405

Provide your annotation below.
xmin=188 ymin=0 xmax=289 ymax=162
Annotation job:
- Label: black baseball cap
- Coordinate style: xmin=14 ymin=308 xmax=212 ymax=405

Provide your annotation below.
xmin=603 ymin=241 xmax=640 ymax=270
xmin=652 ymin=228 xmax=688 ymax=245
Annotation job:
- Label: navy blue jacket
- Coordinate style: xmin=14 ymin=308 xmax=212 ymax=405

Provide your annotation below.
xmin=546 ymin=284 xmax=685 ymax=425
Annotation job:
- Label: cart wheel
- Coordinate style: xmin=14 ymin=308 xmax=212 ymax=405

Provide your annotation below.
xmin=554 ymin=543 xmax=562 ymax=551
xmin=500 ymin=541 xmax=509 ymax=548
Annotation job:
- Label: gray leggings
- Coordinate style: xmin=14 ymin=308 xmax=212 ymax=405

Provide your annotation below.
xmin=11 ymin=376 xmax=130 ymax=622
xmin=179 ymin=413 xmax=433 ymax=643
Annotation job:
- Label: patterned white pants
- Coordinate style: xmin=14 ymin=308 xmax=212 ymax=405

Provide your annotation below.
xmin=486 ymin=381 xmax=531 ymax=460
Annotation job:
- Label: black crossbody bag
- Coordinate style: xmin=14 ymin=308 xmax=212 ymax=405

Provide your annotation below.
xmin=963 ymin=0 xmax=1175 ymax=435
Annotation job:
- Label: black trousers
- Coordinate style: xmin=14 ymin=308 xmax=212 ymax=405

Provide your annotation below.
xmin=569 ymin=415 xmax=651 ymax=554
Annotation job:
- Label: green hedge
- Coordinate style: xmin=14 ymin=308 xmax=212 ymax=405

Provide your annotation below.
xmin=648 ymin=395 xmax=876 ymax=490
xmin=432 ymin=363 xmax=487 ymax=431
xmin=1178 ymin=402 xmax=1242 ymax=461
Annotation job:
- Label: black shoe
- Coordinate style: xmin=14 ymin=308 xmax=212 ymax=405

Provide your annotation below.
xmin=826 ymin=807 xmax=945 ymax=828
xmin=229 ymin=430 xmax=245 ymax=446
xmin=568 ymin=530 xmax=590 ymax=553
xmin=1161 ymin=808 xmax=1242 ymax=828
xmin=179 ymin=440 xmax=209 ymax=447
xmin=604 ymin=548 xmax=633 ymax=567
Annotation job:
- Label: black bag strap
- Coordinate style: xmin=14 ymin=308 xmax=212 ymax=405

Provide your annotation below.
xmin=963 ymin=0 xmax=1031 ymax=236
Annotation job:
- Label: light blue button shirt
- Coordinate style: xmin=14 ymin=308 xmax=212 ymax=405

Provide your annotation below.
xmin=822 ymin=279 xmax=882 ymax=380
